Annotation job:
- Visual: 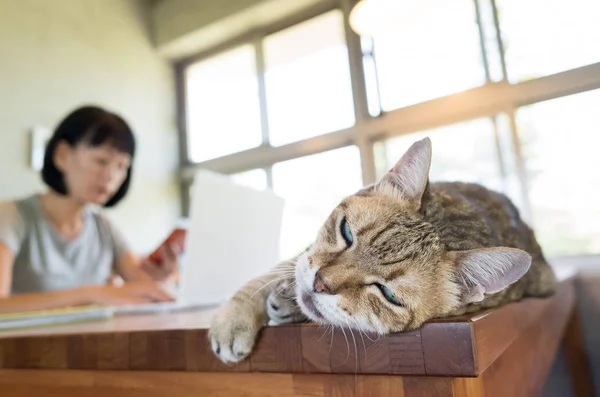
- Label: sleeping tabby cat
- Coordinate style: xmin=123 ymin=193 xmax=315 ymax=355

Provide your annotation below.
xmin=209 ymin=137 xmax=556 ymax=364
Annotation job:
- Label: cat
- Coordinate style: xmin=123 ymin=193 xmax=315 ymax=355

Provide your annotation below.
xmin=208 ymin=137 xmax=557 ymax=364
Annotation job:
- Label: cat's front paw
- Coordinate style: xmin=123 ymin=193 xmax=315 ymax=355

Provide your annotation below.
xmin=208 ymin=303 xmax=262 ymax=364
xmin=267 ymin=280 xmax=306 ymax=325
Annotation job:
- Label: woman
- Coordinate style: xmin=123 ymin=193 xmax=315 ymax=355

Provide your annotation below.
xmin=0 ymin=106 xmax=177 ymax=313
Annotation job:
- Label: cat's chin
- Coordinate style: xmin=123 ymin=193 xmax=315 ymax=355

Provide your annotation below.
xmin=298 ymin=292 xmax=326 ymax=322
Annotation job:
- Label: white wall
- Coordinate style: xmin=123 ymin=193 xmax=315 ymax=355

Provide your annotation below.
xmin=0 ymin=0 xmax=180 ymax=253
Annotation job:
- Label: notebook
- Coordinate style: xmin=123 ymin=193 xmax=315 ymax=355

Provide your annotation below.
xmin=0 ymin=306 xmax=114 ymax=330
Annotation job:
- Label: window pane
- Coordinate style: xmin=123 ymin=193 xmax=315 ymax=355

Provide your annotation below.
xmin=477 ymin=0 xmax=505 ymax=82
xmin=372 ymin=0 xmax=486 ymax=110
xmin=361 ymin=37 xmax=383 ymax=117
xmin=381 ymin=119 xmax=504 ymax=192
xmin=517 ymin=90 xmax=600 ymax=257
xmin=496 ymin=0 xmax=600 ymax=82
xmin=264 ymin=11 xmax=355 ymax=146
xmin=186 ymin=45 xmax=262 ymax=162
xmin=272 ymin=147 xmax=363 ymax=259
xmin=493 ymin=113 xmax=529 ymax=215
xmin=230 ymin=169 xmax=268 ymax=191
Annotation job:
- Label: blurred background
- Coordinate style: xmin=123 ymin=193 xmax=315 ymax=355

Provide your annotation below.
xmin=0 ymin=0 xmax=598 ymax=393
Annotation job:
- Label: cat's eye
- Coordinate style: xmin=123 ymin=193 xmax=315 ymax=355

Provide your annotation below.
xmin=376 ymin=284 xmax=403 ymax=306
xmin=340 ymin=217 xmax=353 ymax=246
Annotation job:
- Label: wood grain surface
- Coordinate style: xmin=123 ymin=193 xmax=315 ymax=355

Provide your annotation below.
xmin=562 ymin=305 xmax=595 ymax=397
xmin=478 ymin=276 xmax=575 ymax=397
xmin=0 ymin=270 xmax=576 ymax=378
xmin=0 ymin=370 xmax=463 ymax=397
xmin=0 ymin=267 xmax=593 ymax=397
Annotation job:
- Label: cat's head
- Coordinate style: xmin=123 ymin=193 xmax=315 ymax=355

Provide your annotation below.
xmin=295 ymin=137 xmax=531 ymax=334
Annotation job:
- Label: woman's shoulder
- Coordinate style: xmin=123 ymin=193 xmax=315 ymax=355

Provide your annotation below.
xmin=0 ymin=195 xmax=32 ymax=216
xmin=0 ymin=195 xmax=36 ymax=251
xmin=0 ymin=194 xmax=41 ymax=222
xmin=0 ymin=200 xmax=19 ymax=223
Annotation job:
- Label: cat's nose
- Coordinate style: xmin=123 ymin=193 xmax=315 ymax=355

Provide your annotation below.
xmin=313 ymin=271 xmax=332 ymax=294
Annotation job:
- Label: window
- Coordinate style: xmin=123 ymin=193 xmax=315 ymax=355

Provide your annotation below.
xmin=178 ymin=3 xmax=600 ymax=260
xmin=371 ymin=0 xmax=486 ymax=110
xmin=272 ymin=147 xmax=363 ymax=259
xmin=185 ymin=46 xmax=262 ymax=162
xmin=264 ymin=10 xmax=355 ymax=146
xmin=477 ymin=0 xmax=505 ymax=82
xmin=361 ymin=37 xmax=383 ymax=117
xmin=516 ymin=89 xmax=600 ymax=256
xmin=380 ymin=119 xmax=504 ymax=193
xmin=230 ymin=169 xmax=269 ymax=191
xmin=496 ymin=0 xmax=600 ymax=82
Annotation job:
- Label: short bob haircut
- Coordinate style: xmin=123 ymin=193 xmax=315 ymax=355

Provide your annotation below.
xmin=42 ymin=106 xmax=136 ymax=208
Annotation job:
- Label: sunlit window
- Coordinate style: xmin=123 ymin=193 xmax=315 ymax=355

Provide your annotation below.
xmin=517 ymin=89 xmax=600 ymax=256
xmin=185 ymin=46 xmax=262 ymax=162
xmin=380 ymin=119 xmax=504 ymax=193
xmin=180 ymin=4 xmax=600 ymax=263
xmin=371 ymin=0 xmax=486 ymax=110
xmin=264 ymin=10 xmax=355 ymax=146
xmin=496 ymin=0 xmax=600 ymax=82
xmin=272 ymin=147 xmax=363 ymax=259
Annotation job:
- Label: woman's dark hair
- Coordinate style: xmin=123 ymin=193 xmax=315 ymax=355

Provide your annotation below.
xmin=42 ymin=105 xmax=136 ymax=207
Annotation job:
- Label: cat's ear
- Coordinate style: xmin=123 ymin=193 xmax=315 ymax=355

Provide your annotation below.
xmin=375 ymin=137 xmax=432 ymax=208
xmin=451 ymin=247 xmax=532 ymax=303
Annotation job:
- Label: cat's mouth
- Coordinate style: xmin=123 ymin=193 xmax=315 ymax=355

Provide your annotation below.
xmin=300 ymin=292 xmax=324 ymax=321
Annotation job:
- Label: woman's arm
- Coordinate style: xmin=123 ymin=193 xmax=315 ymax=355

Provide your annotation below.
xmin=0 ymin=243 xmax=173 ymax=314
xmin=0 ymin=242 xmax=16 ymax=297
xmin=139 ymin=243 xmax=180 ymax=282
xmin=113 ymin=250 xmax=154 ymax=283
xmin=102 ymin=213 xmax=179 ymax=283
xmin=113 ymin=245 xmax=180 ymax=284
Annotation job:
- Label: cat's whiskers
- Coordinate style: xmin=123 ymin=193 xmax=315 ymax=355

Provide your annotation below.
xmin=249 ymin=274 xmax=295 ymax=299
xmin=349 ymin=317 xmax=369 ymax=360
xmin=265 ymin=269 xmax=295 ymax=275
xmin=266 ymin=272 xmax=294 ymax=277
xmin=272 ymin=287 xmax=288 ymax=299
xmin=328 ymin=325 xmax=335 ymax=355
xmin=358 ymin=329 xmax=368 ymax=363
xmin=284 ymin=297 xmax=300 ymax=307
xmin=268 ymin=279 xmax=299 ymax=305
xmin=357 ymin=320 xmax=379 ymax=342
xmin=317 ymin=324 xmax=333 ymax=342
xmin=344 ymin=318 xmax=359 ymax=374
xmin=272 ymin=280 xmax=298 ymax=301
xmin=279 ymin=279 xmax=297 ymax=291
xmin=339 ymin=325 xmax=350 ymax=365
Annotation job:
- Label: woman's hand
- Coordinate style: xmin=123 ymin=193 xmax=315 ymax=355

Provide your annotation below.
xmin=86 ymin=282 xmax=174 ymax=305
xmin=140 ymin=243 xmax=180 ymax=282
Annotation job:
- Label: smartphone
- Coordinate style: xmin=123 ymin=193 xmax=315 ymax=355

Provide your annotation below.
xmin=148 ymin=228 xmax=187 ymax=263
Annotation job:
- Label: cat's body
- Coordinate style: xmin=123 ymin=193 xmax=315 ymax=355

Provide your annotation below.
xmin=418 ymin=181 xmax=555 ymax=312
xmin=209 ymin=138 xmax=556 ymax=364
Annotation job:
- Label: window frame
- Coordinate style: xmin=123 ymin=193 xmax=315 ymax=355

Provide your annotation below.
xmin=175 ymin=0 xmax=600 ymax=230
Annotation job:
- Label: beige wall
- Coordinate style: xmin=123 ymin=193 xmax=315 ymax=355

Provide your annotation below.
xmin=0 ymin=0 xmax=180 ymax=253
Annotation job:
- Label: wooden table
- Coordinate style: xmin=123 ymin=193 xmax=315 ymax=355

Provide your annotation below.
xmin=0 ymin=267 xmax=593 ymax=397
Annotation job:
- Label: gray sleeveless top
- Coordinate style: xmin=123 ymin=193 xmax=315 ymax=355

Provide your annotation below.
xmin=0 ymin=195 xmax=129 ymax=294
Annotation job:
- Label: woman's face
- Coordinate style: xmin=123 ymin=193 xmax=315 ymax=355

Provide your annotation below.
xmin=56 ymin=142 xmax=131 ymax=205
